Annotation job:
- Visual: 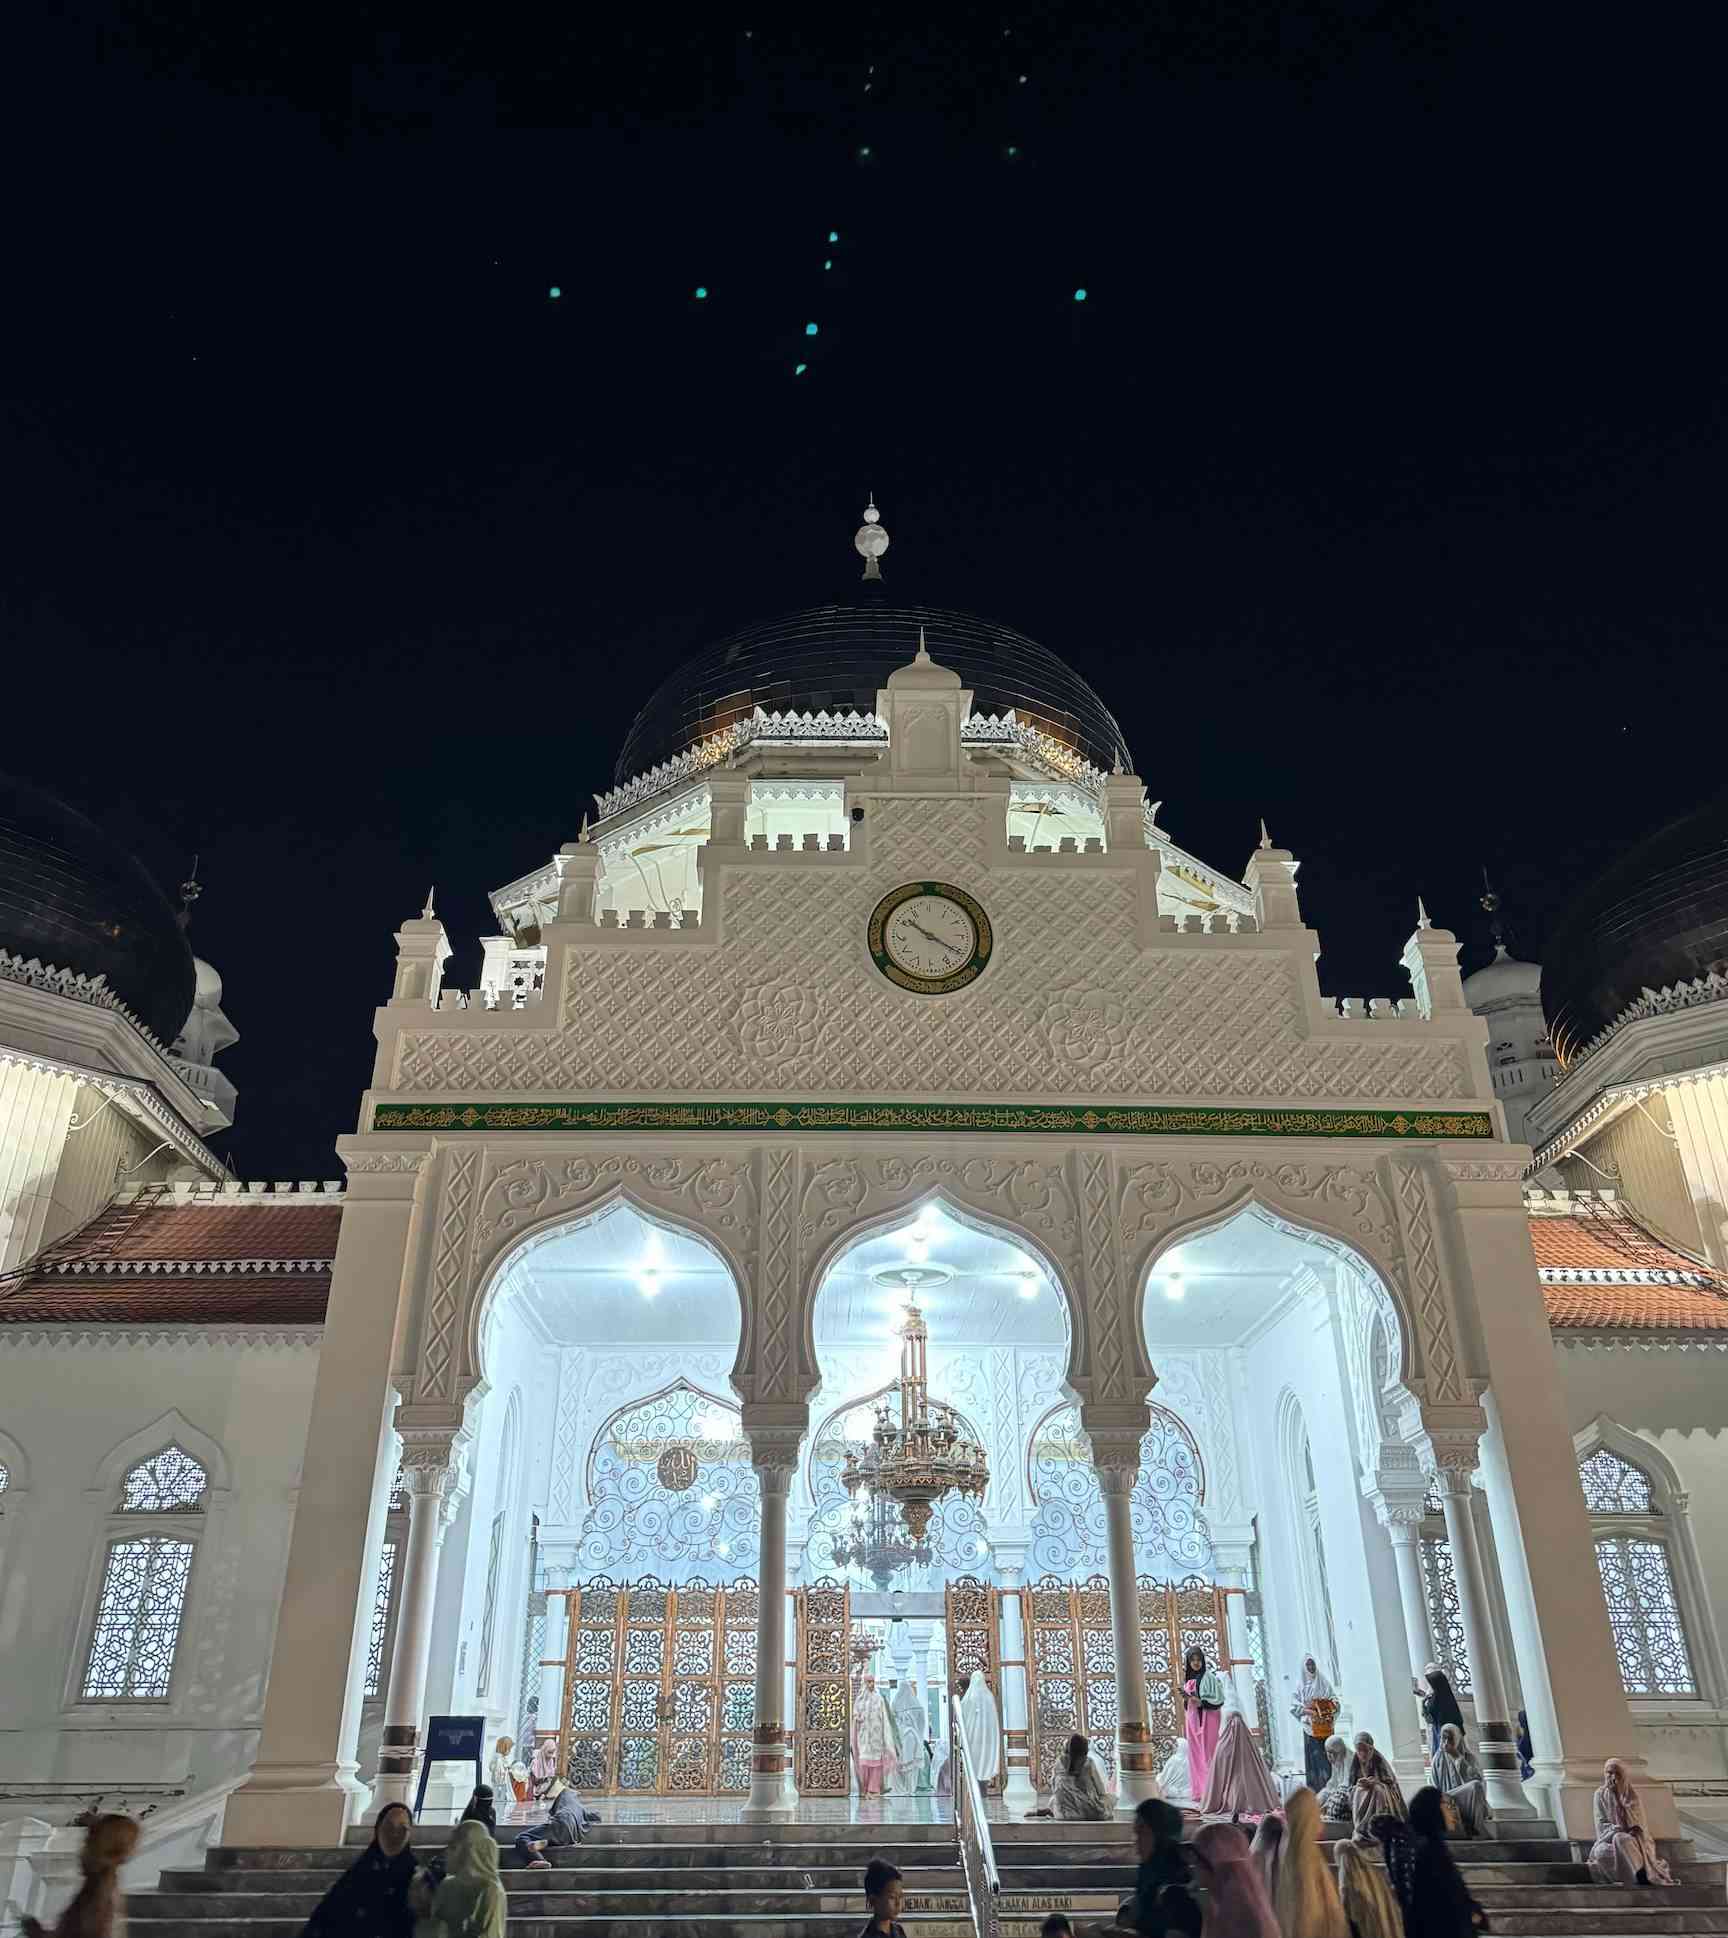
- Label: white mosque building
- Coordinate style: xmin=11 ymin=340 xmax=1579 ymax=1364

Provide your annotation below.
xmin=3 ymin=510 xmax=1728 ymax=1909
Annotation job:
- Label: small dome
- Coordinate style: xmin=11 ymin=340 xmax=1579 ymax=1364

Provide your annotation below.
xmin=0 ymin=775 xmax=194 ymax=1044
xmin=614 ymin=600 xmax=1134 ymax=787
xmin=1462 ymin=947 xmax=1543 ymax=1008
xmin=1542 ymin=792 xmax=1728 ymax=1064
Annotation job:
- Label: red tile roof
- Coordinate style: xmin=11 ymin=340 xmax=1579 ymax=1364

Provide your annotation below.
xmin=0 ymin=1193 xmax=338 ymax=1327
xmin=1528 ymin=1201 xmax=1728 ymax=1332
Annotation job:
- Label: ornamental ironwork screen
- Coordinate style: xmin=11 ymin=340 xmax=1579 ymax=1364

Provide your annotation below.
xmin=795 ymin=1577 xmax=853 ymax=1795
xmin=546 ymin=1575 xmax=757 ymax=1794
xmin=946 ymin=1574 xmax=1004 ymax=1791
xmin=1025 ymin=1573 xmax=1236 ymax=1790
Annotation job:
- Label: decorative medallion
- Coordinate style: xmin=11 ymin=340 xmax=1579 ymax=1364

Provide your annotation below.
xmin=868 ymin=880 xmax=994 ymax=994
xmin=656 ymin=1443 xmax=701 ymax=1493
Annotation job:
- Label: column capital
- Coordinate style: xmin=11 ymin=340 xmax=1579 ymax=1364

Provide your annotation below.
xmin=1426 ymin=1431 xmax=1483 ymax=1491
xmin=1089 ymin=1431 xmax=1142 ymax=1491
xmin=743 ymin=1421 xmax=804 ymax=1491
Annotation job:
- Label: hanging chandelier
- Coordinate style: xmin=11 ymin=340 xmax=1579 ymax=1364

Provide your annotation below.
xmin=831 ymin=1488 xmax=932 ymax=1590
xmin=842 ymin=1298 xmax=989 ymax=1541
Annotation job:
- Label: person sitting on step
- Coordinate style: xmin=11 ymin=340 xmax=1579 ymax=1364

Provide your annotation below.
xmin=513 ymin=1778 xmax=588 ymax=1869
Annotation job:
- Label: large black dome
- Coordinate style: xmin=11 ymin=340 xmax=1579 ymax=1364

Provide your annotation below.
xmin=1542 ymin=792 xmax=1728 ymax=1065
xmin=0 ymin=776 xmax=195 ymax=1045
xmin=614 ymin=601 xmax=1134 ymax=787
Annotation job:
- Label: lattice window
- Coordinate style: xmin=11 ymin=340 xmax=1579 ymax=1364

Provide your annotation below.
xmin=365 ymin=1541 xmax=397 ymax=1699
xmin=1422 ymin=1479 xmax=1443 ymax=1516
xmin=1580 ymin=1448 xmax=1655 ymax=1516
xmin=477 ymin=1513 xmax=505 ymax=1697
xmin=1027 ymin=1401 xmax=1209 ymax=1580
xmin=1418 ymin=1534 xmax=1473 ymax=1698
xmin=120 ymin=1447 xmax=207 ymax=1514
xmin=81 ymin=1534 xmax=196 ymax=1699
xmin=1595 ymin=1537 xmax=1696 ymax=1697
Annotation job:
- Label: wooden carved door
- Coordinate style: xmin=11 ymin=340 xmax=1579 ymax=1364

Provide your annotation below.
xmin=794 ymin=1577 xmax=852 ymax=1795
xmin=945 ymin=1574 xmax=1004 ymax=1792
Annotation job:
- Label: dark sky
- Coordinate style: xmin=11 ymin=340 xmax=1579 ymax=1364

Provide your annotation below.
xmin=5 ymin=3 xmax=1726 ymax=1178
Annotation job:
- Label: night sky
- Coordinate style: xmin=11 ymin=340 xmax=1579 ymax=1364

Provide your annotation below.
xmin=5 ymin=4 xmax=1726 ymax=1179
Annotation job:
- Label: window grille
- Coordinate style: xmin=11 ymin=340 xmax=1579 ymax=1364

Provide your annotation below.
xmin=1595 ymin=1536 xmax=1696 ymax=1696
xmin=81 ymin=1534 xmax=196 ymax=1699
xmin=120 ymin=1447 xmax=207 ymax=1514
xmin=365 ymin=1541 xmax=397 ymax=1699
xmin=1580 ymin=1448 xmax=1655 ymax=1516
xmin=1418 ymin=1534 xmax=1473 ymax=1697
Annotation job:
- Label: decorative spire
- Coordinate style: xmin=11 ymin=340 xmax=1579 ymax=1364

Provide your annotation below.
xmin=1480 ymin=867 xmax=1508 ymax=956
xmin=854 ymin=494 xmax=890 ymax=581
xmin=1417 ymin=895 xmax=1432 ymax=931
xmin=1258 ymin=818 xmax=1272 ymax=850
xmin=579 ymin=815 xmax=591 ymax=844
xmin=176 ymin=855 xmax=202 ymax=932
xmin=421 ymin=886 xmax=437 ymax=921
xmin=914 ymin=625 xmax=930 ymax=663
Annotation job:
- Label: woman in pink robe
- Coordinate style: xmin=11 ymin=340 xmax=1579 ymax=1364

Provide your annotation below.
xmin=1182 ymin=1647 xmax=1227 ymax=1801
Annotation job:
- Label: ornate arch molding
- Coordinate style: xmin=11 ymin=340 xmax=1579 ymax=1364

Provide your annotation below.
xmin=1119 ymin=1153 xmax=1474 ymax=1413
xmin=1572 ymin=1415 xmax=1728 ymax=1704
xmin=797 ymin=1156 xmax=1102 ymax=1401
xmin=415 ymin=1147 xmax=761 ymax=1409
xmin=85 ymin=1408 xmax=232 ymax=1500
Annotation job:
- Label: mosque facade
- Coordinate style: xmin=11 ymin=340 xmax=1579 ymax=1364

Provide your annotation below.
xmin=3 ymin=516 xmax=1728 ymax=1900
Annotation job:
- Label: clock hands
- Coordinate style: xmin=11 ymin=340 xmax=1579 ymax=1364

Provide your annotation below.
xmin=903 ymin=916 xmax=965 ymax=963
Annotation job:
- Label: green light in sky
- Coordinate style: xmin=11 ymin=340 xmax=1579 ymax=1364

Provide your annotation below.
xmin=824 ymin=258 xmax=833 ymax=271
xmin=548 ymin=286 xmax=562 ymax=299
xmin=694 ymin=285 xmax=708 ymax=299
xmin=828 ymin=230 xmax=839 ymax=242
xmin=1073 ymin=287 xmax=1088 ymax=301
xmin=805 ymin=322 xmax=818 ymax=336
xmin=794 ymin=363 xmax=808 ymax=375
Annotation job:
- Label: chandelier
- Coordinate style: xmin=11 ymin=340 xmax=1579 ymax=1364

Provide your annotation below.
xmin=842 ymin=1298 xmax=989 ymax=1541
xmin=831 ymin=1488 xmax=932 ymax=1590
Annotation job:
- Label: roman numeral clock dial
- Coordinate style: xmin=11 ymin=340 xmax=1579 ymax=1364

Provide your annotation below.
xmin=868 ymin=882 xmax=994 ymax=995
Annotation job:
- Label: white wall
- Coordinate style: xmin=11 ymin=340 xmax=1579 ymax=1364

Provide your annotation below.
xmin=0 ymin=1335 xmax=318 ymax=1806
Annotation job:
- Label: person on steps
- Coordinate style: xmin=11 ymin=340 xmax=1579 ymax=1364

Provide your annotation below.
xmin=513 ymin=1778 xmax=587 ymax=1869
xmin=1191 ymin=1822 xmax=1282 ymax=1938
xmin=1333 ymin=1840 xmax=1402 ymax=1938
xmin=1347 ymin=1733 xmax=1406 ymax=1846
xmin=1292 ymin=1657 xmax=1340 ymax=1792
xmin=1401 ymin=1786 xmax=1487 ymax=1938
xmin=1182 ymin=1649 xmax=1227 ymax=1800
xmin=1416 ymin=1667 xmax=1464 ymax=1758
xmin=1315 ymin=1735 xmax=1352 ymax=1825
xmin=1123 ymin=1798 xmax=1199 ymax=1938
xmin=861 ymin=1857 xmax=908 ymax=1938
xmin=1052 ymin=1732 xmax=1112 ymax=1820
xmin=1588 ymin=1758 xmax=1675 ymax=1886
xmin=22 ymin=1815 xmax=141 ymax=1938
xmin=1428 ymin=1724 xmax=1492 ymax=1839
xmin=419 ymin=1819 xmax=506 ymax=1938
xmin=1200 ymin=1705 xmax=1282 ymax=1821
xmin=1249 ymin=1814 xmax=1284 ymax=1906
xmin=1273 ymin=1787 xmax=1349 ymax=1938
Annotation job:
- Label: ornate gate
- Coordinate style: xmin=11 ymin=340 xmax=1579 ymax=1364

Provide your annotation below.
xmin=1026 ymin=1573 xmax=1235 ymax=1791
xmin=549 ymin=1575 xmax=757 ymax=1795
xmin=794 ymin=1577 xmax=853 ymax=1796
xmin=945 ymin=1574 xmax=1003 ymax=1792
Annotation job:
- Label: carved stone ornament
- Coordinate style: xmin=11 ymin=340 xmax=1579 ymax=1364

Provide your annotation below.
xmin=344 ymin=1151 xmax=428 ymax=1175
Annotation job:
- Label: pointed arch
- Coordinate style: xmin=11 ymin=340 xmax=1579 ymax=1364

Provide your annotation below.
xmin=86 ymin=1408 xmax=231 ymax=1501
xmin=469 ymin=1185 xmax=748 ymax=1399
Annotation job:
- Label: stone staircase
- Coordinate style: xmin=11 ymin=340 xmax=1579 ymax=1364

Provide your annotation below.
xmin=989 ymin=1820 xmax=1726 ymax=1938
xmin=128 ymin=1819 xmax=973 ymax=1938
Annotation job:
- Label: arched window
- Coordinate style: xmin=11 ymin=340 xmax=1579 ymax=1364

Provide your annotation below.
xmin=1578 ymin=1441 xmax=1698 ymax=1699
xmin=81 ymin=1446 xmax=209 ymax=1701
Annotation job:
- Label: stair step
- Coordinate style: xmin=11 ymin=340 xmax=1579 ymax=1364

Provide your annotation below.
xmin=160 ymin=1865 xmax=963 ymax=1894
xmin=211 ymin=1840 xmax=952 ymax=1871
xmin=135 ymin=1889 xmax=974 ymax=1918
xmin=132 ymin=1921 xmax=976 ymax=1938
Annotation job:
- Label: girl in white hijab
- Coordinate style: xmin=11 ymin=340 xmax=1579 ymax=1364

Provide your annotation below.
xmin=959 ymin=1670 xmax=1001 ymax=1785
xmin=1589 ymin=1758 xmax=1674 ymax=1886
xmin=1293 ymin=1656 xmax=1339 ymax=1791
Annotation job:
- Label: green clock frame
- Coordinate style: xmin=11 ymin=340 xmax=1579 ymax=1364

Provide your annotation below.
xmin=867 ymin=880 xmax=995 ymax=995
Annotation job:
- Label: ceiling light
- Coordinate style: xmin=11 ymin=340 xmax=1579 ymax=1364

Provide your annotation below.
xmin=702 ymin=1494 xmax=716 ymax=1510
xmin=638 ymin=1268 xmax=661 ymax=1297
xmin=716 ymin=1541 xmax=730 ymax=1555
xmin=1164 ymin=1274 xmax=1185 ymax=1302
xmin=1017 ymin=1271 xmax=1039 ymax=1300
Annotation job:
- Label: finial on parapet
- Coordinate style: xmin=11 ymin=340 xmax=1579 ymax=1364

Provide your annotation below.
xmin=579 ymin=815 xmax=591 ymax=844
xmin=421 ymin=886 xmax=437 ymax=921
xmin=1112 ymin=752 xmax=1125 ymax=777
xmin=855 ymin=495 xmax=889 ymax=581
xmin=1417 ymin=895 xmax=1433 ymax=931
xmin=177 ymin=854 xmax=203 ymax=931
xmin=1258 ymin=818 xmax=1272 ymax=850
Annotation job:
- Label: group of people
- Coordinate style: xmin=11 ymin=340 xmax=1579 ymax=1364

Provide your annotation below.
xmin=848 ymin=1664 xmax=1001 ymax=1797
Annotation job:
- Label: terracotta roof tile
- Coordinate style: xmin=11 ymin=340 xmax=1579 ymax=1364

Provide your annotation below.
xmin=1527 ymin=1211 xmax=1715 ymax=1282
xmin=32 ymin=1199 xmax=341 ymax=1269
xmin=1542 ymin=1279 xmax=1728 ymax=1332
xmin=1529 ymin=1203 xmax=1728 ymax=1331
xmin=0 ymin=1275 xmax=330 ymax=1326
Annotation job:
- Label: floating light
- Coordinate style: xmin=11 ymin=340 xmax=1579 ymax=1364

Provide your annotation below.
xmin=548 ymin=286 xmax=562 ymax=299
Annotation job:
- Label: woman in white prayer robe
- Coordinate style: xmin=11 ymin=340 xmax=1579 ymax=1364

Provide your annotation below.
xmin=958 ymin=1670 xmax=1001 ymax=1785
xmin=1429 ymin=1723 xmax=1493 ymax=1839
xmin=892 ymin=1679 xmax=928 ymax=1794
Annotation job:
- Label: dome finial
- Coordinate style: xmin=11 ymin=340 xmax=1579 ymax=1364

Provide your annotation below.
xmin=915 ymin=625 xmax=930 ymax=663
xmin=177 ymin=854 xmax=202 ymax=932
xmin=1480 ymin=866 xmax=1508 ymax=955
xmin=1417 ymin=894 xmax=1433 ymax=931
xmin=855 ymin=495 xmax=889 ymax=581
xmin=421 ymin=885 xmax=437 ymax=921
xmin=1258 ymin=817 xmax=1273 ymax=850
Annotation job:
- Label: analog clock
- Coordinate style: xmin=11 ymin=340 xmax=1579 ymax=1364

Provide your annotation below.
xmin=868 ymin=881 xmax=994 ymax=994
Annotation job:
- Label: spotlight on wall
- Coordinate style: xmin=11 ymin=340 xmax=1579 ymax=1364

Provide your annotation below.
xmin=1164 ymin=1273 xmax=1186 ymax=1302
xmin=1017 ymin=1270 xmax=1039 ymax=1301
xmin=702 ymin=1494 xmax=716 ymax=1510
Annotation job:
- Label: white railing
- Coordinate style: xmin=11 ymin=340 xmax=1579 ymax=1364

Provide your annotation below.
xmin=950 ymin=1695 xmax=1002 ymax=1938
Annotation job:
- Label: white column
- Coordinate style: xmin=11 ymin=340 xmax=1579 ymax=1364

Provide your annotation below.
xmin=1446 ymin=1168 xmax=1674 ymax=1838
xmin=1434 ymin=1459 xmax=1531 ymax=1817
xmin=373 ymin=1447 xmax=460 ymax=1809
xmin=1096 ymin=1450 xmax=1158 ymax=1810
xmin=226 ymin=1158 xmax=420 ymax=1847
xmin=1209 ymin=1541 xmax=1260 ymax=1726
xmin=1378 ymin=1509 xmax=1435 ymax=1778
xmin=996 ymin=1554 xmax=1038 ymax=1808
xmin=742 ymin=1440 xmax=798 ymax=1820
xmin=781 ymin=1583 xmax=801 ymax=1806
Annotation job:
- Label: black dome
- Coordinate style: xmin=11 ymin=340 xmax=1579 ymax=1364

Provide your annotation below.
xmin=1542 ymin=792 xmax=1728 ymax=1065
xmin=615 ymin=601 xmax=1134 ymax=787
xmin=0 ymin=776 xmax=195 ymax=1045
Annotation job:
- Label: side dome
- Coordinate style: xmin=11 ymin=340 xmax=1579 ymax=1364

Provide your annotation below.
xmin=614 ymin=602 xmax=1133 ymax=787
xmin=1462 ymin=948 xmax=1542 ymax=1009
xmin=1541 ymin=792 xmax=1728 ymax=1065
xmin=0 ymin=775 xmax=195 ymax=1044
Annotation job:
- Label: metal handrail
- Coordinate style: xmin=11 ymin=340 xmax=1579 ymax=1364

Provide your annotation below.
xmin=950 ymin=1694 xmax=1002 ymax=1938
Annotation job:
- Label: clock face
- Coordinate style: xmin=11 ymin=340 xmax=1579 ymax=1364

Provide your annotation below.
xmin=868 ymin=882 xmax=994 ymax=994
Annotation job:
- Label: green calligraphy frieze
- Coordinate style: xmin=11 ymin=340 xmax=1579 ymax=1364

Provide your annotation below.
xmin=368 ymin=1099 xmax=1495 ymax=1140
